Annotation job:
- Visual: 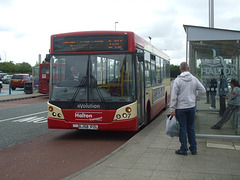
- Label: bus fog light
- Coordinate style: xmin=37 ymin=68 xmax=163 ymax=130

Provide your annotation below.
xmin=52 ymin=112 xmax=56 ymax=116
xmin=58 ymin=113 xmax=62 ymax=118
xmin=122 ymin=113 xmax=127 ymax=118
xmin=116 ymin=114 xmax=121 ymax=119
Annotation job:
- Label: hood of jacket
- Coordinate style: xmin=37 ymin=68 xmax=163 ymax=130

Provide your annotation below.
xmin=178 ymin=72 xmax=193 ymax=82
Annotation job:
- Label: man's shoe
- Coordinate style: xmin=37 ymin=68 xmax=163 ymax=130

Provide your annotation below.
xmin=211 ymin=125 xmax=220 ymax=129
xmin=209 ymin=107 xmax=215 ymax=110
xmin=191 ymin=151 xmax=197 ymax=155
xmin=175 ymin=150 xmax=187 ymax=155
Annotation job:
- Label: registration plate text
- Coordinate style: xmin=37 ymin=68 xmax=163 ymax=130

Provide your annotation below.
xmin=79 ymin=124 xmax=98 ymax=130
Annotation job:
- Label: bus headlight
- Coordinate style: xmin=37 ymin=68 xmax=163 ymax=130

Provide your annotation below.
xmin=48 ymin=102 xmax=65 ymax=120
xmin=113 ymin=102 xmax=137 ymax=121
xmin=122 ymin=113 xmax=127 ymax=118
xmin=116 ymin=114 xmax=121 ymax=119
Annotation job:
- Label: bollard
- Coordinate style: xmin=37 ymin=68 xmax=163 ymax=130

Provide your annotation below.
xmin=9 ymin=84 xmax=11 ymax=95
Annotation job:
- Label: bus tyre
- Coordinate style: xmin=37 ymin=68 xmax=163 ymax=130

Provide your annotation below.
xmin=163 ymin=94 xmax=167 ymax=110
xmin=146 ymin=105 xmax=151 ymax=125
xmin=11 ymin=87 xmax=16 ymax=90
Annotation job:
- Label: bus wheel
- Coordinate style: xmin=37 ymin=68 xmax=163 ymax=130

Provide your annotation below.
xmin=163 ymin=93 xmax=167 ymax=110
xmin=11 ymin=87 xmax=16 ymax=90
xmin=146 ymin=104 xmax=151 ymax=125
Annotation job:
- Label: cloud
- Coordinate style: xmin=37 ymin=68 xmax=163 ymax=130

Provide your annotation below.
xmin=13 ymin=31 xmax=29 ymax=38
xmin=0 ymin=24 xmax=15 ymax=32
xmin=1 ymin=0 xmax=240 ymax=66
xmin=0 ymin=0 xmax=14 ymax=7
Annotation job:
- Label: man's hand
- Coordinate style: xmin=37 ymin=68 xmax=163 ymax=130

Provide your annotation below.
xmin=170 ymin=112 xmax=175 ymax=118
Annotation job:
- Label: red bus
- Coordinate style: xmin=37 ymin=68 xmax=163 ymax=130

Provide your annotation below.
xmin=38 ymin=63 xmax=50 ymax=94
xmin=47 ymin=31 xmax=170 ymax=131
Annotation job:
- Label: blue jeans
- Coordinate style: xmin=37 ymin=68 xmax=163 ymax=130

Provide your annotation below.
xmin=215 ymin=104 xmax=239 ymax=128
xmin=210 ymin=92 xmax=216 ymax=108
xmin=176 ymin=107 xmax=196 ymax=152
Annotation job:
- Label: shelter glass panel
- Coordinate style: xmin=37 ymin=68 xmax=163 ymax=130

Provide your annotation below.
xmin=188 ymin=39 xmax=240 ymax=136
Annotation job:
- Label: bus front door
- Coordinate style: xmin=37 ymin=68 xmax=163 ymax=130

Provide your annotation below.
xmin=137 ymin=61 xmax=145 ymax=127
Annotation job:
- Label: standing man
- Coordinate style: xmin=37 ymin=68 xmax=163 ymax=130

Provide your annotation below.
xmin=170 ymin=62 xmax=206 ymax=155
xmin=204 ymin=76 xmax=211 ymax=104
xmin=218 ymin=72 xmax=228 ymax=116
xmin=28 ymin=74 xmax=33 ymax=83
xmin=209 ymin=75 xmax=217 ymax=109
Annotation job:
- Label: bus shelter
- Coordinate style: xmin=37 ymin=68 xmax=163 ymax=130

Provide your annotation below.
xmin=184 ymin=25 xmax=240 ymax=137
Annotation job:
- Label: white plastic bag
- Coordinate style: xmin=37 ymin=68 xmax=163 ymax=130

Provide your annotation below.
xmin=166 ymin=115 xmax=180 ymax=137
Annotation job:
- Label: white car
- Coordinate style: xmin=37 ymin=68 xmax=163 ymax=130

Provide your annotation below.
xmin=2 ymin=75 xmax=12 ymax=84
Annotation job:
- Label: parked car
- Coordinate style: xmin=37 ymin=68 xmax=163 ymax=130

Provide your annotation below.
xmin=2 ymin=75 xmax=13 ymax=84
xmin=10 ymin=74 xmax=29 ymax=90
xmin=0 ymin=73 xmax=7 ymax=81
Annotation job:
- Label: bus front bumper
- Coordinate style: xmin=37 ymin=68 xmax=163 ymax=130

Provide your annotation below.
xmin=47 ymin=117 xmax=138 ymax=131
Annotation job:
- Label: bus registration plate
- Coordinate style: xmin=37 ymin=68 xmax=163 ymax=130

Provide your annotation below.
xmin=79 ymin=124 xmax=98 ymax=130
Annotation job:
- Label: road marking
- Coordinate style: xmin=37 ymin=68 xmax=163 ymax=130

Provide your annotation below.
xmin=0 ymin=111 xmax=48 ymax=123
xmin=13 ymin=116 xmax=47 ymax=123
xmin=207 ymin=142 xmax=235 ymax=150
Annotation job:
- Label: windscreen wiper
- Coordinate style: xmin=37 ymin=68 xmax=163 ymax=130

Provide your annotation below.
xmin=94 ymin=83 xmax=105 ymax=103
xmin=69 ymin=76 xmax=87 ymax=107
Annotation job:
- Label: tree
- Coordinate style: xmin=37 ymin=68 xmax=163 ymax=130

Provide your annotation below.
xmin=16 ymin=62 xmax=32 ymax=74
xmin=0 ymin=61 xmax=32 ymax=74
xmin=0 ymin=61 xmax=16 ymax=74
xmin=34 ymin=61 xmax=40 ymax=67
xmin=170 ymin=64 xmax=180 ymax=79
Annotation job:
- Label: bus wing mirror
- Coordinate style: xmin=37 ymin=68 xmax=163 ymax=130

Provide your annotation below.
xmin=45 ymin=54 xmax=51 ymax=62
xmin=137 ymin=53 xmax=144 ymax=62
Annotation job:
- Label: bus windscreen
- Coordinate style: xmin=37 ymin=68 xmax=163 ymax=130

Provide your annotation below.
xmin=53 ymin=35 xmax=128 ymax=53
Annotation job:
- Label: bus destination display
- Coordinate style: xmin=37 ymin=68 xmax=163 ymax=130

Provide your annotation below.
xmin=53 ymin=35 xmax=128 ymax=53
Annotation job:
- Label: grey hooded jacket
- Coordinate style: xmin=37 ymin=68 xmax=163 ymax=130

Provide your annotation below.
xmin=228 ymin=86 xmax=240 ymax=106
xmin=170 ymin=72 xmax=206 ymax=112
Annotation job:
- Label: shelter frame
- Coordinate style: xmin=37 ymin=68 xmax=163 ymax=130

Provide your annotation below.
xmin=184 ymin=25 xmax=240 ymax=137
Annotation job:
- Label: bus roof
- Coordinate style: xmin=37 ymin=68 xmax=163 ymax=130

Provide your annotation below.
xmin=51 ymin=30 xmax=132 ymax=37
xmin=134 ymin=33 xmax=170 ymax=61
xmin=51 ymin=31 xmax=170 ymax=61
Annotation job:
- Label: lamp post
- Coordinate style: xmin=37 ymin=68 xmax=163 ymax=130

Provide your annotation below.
xmin=209 ymin=0 xmax=214 ymax=28
xmin=115 ymin=22 xmax=118 ymax=31
xmin=148 ymin=36 xmax=152 ymax=43
xmin=0 ymin=51 xmax=6 ymax=61
xmin=3 ymin=51 xmax=6 ymax=61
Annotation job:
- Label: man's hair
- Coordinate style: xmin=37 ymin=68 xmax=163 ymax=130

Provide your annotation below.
xmin=230 ymin=79 xmax=240 ymax=87
xmin=180 ymin=62 xmax=188 ymax=71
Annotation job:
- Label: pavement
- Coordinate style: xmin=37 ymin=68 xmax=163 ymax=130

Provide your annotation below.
xmin=0 ymin=87 xmax=47 ymax=102
xmin=1 ymin=91 xmax=240 ymax=179
xmin=64 ymin=108 xmax=240 ymax=180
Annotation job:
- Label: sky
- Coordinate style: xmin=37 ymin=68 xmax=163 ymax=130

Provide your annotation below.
xmin=0 ymin=0 xmax=240 ymax=66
